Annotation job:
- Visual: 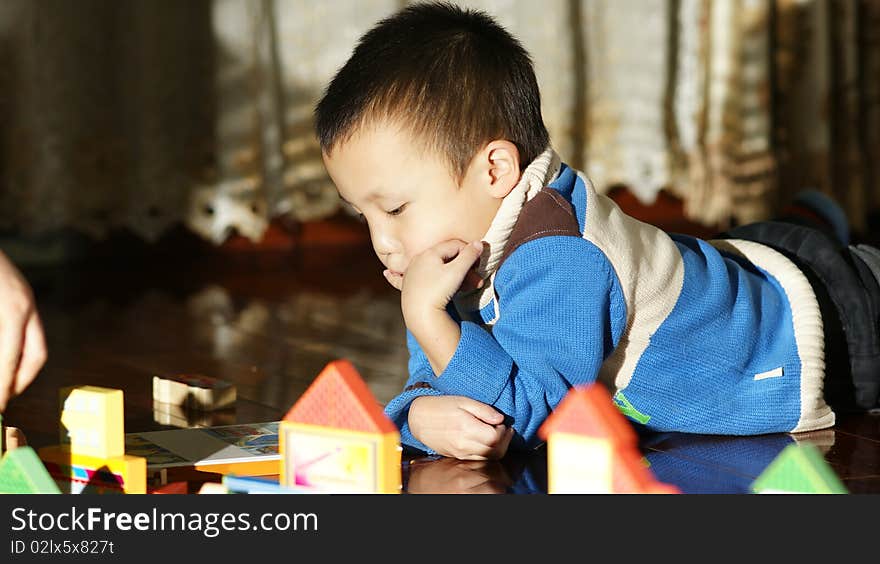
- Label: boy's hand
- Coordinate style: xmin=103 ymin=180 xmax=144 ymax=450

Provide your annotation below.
xmin=387 ymin=239 xmax=484 ymax=332
xmin=0 ymin=251 xmax=47 ymax=412
xmin=408 ymin=395 xmax=514 ymax=460
xmin=406 ymin=457 xmax=514 ymax=494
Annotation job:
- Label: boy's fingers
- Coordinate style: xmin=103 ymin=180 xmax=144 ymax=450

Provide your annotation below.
xmin=457 ymin=397 xmax=504 ymax=425
xmin=427 ymin=239 xmax=469 ymax=262
xmin=14 ymin=310 xmax=47 ymax=395
xmin=382 ymin=269 xmax=403 ymax=290
xmin=495 ymin=425 xmax=514 ymax=455
xmin=445 ymin=241 xmax=483 ymax=281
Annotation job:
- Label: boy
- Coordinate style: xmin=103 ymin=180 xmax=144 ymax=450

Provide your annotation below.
xmin=315 ymin=2 xmax=880 ymax=460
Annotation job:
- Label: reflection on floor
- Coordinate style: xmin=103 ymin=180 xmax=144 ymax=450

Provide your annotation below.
xmin=6 ymin=238 xmax=880 ymax=494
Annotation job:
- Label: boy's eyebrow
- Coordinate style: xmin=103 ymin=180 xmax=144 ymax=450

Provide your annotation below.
xmin=337 ymin=190 xmax=393 ymax=206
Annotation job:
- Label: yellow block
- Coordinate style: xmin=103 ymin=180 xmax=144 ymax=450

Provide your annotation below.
xmin=547 ymin=433 xmax=614 ymax=494
xmin=38 ymin=445 xmax=146 ymax=494
xmin=280 ymin=421 xmax=401 ymax=493
xmin=59 ymin=386 xmax=124 ymax=459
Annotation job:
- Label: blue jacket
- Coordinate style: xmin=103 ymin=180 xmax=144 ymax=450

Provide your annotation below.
xmin=385 ymin=150 xmax=834 ymax=454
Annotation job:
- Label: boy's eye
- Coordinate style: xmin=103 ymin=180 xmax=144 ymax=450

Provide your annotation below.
xmin=386 ymin=204 xmax=407 ymax=216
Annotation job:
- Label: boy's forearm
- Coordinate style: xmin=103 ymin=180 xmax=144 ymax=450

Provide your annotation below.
xmin=407 ymin=311 xmax=460 ymax=376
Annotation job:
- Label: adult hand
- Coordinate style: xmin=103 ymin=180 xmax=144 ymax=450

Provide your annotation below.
xmin=0 ymin=251 xmax=47 ymax=412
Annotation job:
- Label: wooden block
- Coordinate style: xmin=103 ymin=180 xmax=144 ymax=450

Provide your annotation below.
xmin=152 ymin=401 xmax=214 ymax=428
xmin=280 ymin=422 xmax=401 ymax=493
xmin=152 ymin=374 xmax=236 ymax=411
xmin=751 ymin=443 xmax=847 ymax=494
xmin=193 ymin=458 xmax=280 ymax=477
xmin=59 ymin=386 xmax=124 ymax=458
xmin=280 ymin=360 xmax=402 ymax=493
xmin=38 ymin=445 xmax=146 ymax=494
xmin=546 ymin=433 xmax=614 ymax=494
xmin=149 ymin=481 xmax=188 ymax=494
xmin=197 ymin=482 xmax=228 ymax=494
xmin=223 ymin=474 xmax=313 ymax=494
xmin=0 ymin=446 xmax=61 ymax=494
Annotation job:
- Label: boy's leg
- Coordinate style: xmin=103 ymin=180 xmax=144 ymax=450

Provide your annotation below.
xmin=718 ymin=218 xmax=880 ymax=412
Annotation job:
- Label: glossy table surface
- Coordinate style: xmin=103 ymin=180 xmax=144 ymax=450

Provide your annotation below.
xmin=6 ymin=238 xmax=880 ymax=494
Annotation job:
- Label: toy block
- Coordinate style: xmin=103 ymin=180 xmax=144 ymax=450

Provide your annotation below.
xmin=538 ymin=384 xmax=638 ymax=448
xmin=223 ymin=474 xmax=315 ymax=494
xmin=152 ymin=401 xmax=215 ymax=428
xmin=540 ymin=383 xmax=679 ymax=494
xmin=280 ymin=359 xmax=401 ymax=493
xmin=546 ymin=433 xmax=615 ymax=493
xmin=0 ymin=446 xmax=61 ymax=494
xmin=149 ymin=481 xmax=188 ymax=494
xmin=38 ymin=445 xmax=146 ymax=494
xmin=197 ymin=482 xmax=228 ymax=494
xmin=153 ymin=374 xmax=236 ymax=411
xmin=612 ymin=445 xmax=681 ymax=494
xmin=59 ymin=385 xmax=124 ymax=458
xmin=750 ymin=443 xmax=848 ymax=494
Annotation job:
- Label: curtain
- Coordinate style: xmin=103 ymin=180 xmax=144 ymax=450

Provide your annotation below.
xmin=1 ymin=0 xmax=878 ymax=251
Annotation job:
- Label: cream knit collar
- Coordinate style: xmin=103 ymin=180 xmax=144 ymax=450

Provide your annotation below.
xmin=454 ymin=147 xmax=562 ymax=314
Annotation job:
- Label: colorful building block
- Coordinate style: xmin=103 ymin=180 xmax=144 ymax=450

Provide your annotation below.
xmin=59 ymin=385 xmax=124 ymax=458
xmin=750 ymin=443 xmax=848 ymax=494
xmin=0 ymin=446 xmax=61 ymax=494
xmin=280 ymin=359 xmax=401 ymax=493
xmin=544 ymin=433 xmax=615 ymax=493
xmin=38 ymin=445 xmax=146 ymax=494
xmin=153 ymin=374 xmax=236 ymax=411
xmin=152 ymin=400 xmax=229 ymax=429
xmin=197 ymin=482 xmax=228 ymax=494
xmin=541 ymin=384 xmax=639 ymax=448
xmin=223 ymin=474 xmax=314 ymax=494
xmin=539 ymin=384 xmax=679 ymax=494
xmin=149 ymin=481 xmax=189 ymax=494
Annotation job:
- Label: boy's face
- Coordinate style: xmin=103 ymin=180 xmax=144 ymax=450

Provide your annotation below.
xmin=322 ymin=122 xmax=513 ymax=287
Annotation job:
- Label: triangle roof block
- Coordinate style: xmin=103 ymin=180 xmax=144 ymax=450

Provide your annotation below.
xmin=538 ymin=383 xmax=637 ymax=447
xmin=751 ymin=443 xmax=847 ymax=494
xmin=612 ymin=445 xmax=680 ymax=494
xmin=0 ymin=446 xmax=61 ymax=494
xmin=283 ymin=359 xmax=397 ymax=434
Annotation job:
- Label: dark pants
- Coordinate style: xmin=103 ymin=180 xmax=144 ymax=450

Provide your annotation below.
xmin=718 ymin=221 xmax=880 ymax=411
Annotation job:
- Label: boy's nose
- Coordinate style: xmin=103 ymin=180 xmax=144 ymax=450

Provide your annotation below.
xmin=372 ymin=229 xmax=401 ymax=257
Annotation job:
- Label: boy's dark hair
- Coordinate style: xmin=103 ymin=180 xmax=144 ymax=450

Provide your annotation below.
xmin=315 ymin=1 xmax=549 ymax=182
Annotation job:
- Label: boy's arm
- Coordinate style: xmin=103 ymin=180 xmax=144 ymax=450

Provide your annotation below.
xmin=425 ymin=236 xmax=623 ymax=448
xmin=383 ymin=330 xmax=444 ymax=454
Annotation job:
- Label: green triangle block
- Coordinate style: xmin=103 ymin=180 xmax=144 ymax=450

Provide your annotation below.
xmin=0 ymin=446 xmax=62 ymax=494
xmin=751 ymin=443 xmax=847 ymax=494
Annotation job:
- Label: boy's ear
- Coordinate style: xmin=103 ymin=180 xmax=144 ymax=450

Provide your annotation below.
xmin=482 ymin=140 xmax=520 ymax=198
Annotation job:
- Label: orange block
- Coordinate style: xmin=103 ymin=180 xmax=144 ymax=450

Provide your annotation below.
xmin=149 ymin=481 xmax=188 ymax=494
xmin=612 ymin=445 xmax=680 ymax=494
xmin=538 ymin=384 xmax=638 ymax=447
xmin=283 ymin=359 xmax=397 ymax=434
xmin=280 ymin=359 xmax=401 ymax=493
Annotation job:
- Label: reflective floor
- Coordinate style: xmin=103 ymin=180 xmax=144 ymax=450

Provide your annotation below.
xmin=6 ymin=231 xmax=880 ymax=494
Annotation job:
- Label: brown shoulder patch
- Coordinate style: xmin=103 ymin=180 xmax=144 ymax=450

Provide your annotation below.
xmin=498 ymin=188 xmax=582 ymax=267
